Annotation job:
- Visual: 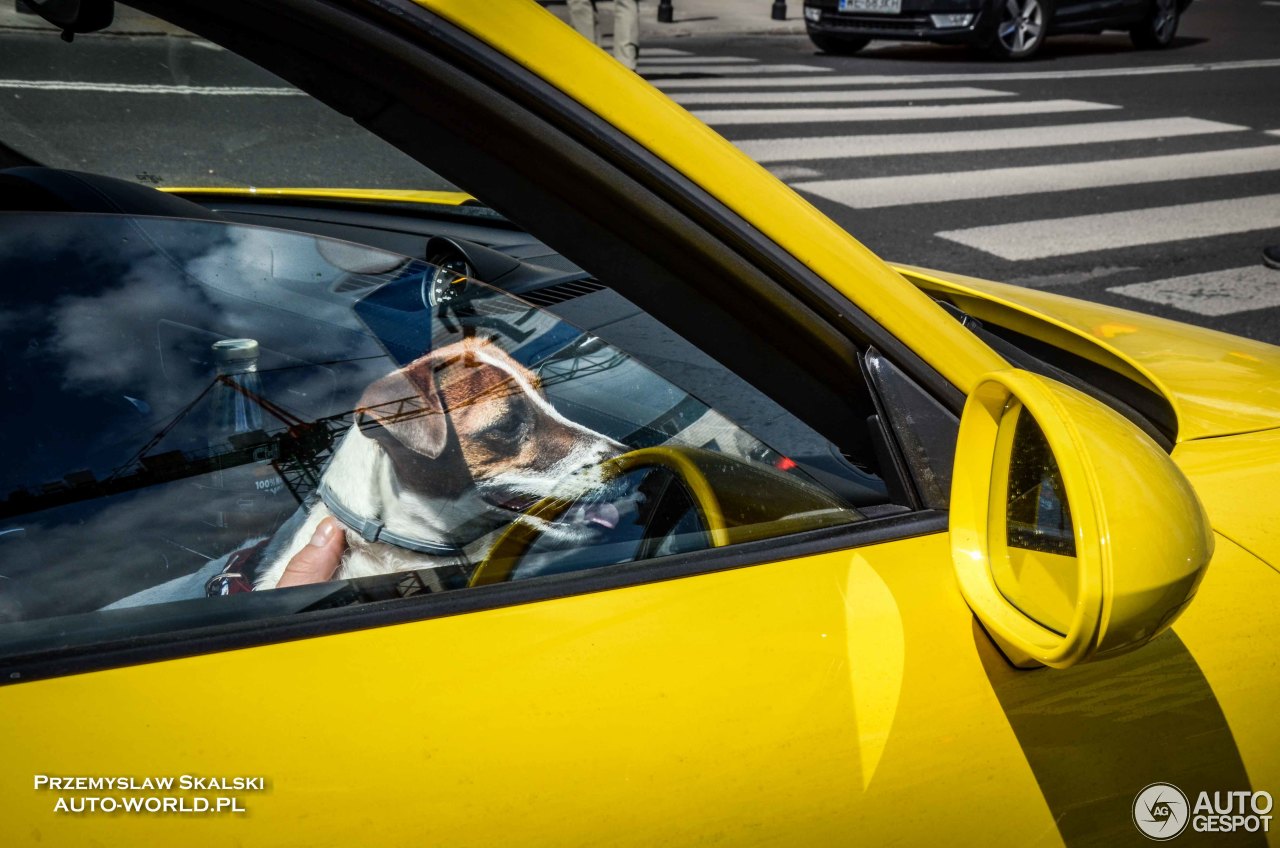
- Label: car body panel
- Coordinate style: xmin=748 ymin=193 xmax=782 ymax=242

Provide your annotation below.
xmin=3 ymin=526 xmax=1277 ymax=847
xmin=972 ymin=531 xmax=1280 ymax=845
xmin=896 ymin=263 xmax=1280 ymax=442
xmin=801 ymin=0 xmax=1191 ymax=47
xmin=417 ymin=0 xmax=1008 ymax=396
xmin=1174 ymin=428 xmax=1280 ymax=576
xmin=0 ymin=533 xmax=1065 ymax=846
xmin=804 ymin=0 xmax=996 ymax=46
xmin=1158 ymin=533 xmax=1280 ymax=814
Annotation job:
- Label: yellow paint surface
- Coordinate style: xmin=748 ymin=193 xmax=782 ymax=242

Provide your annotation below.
xmin=0 ymin=533 xmax=1063 ymax=846
xmin=899 ymin=264 xmax=1280 ymax=441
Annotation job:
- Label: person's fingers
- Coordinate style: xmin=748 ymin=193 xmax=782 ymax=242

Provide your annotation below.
xmin=275 ymin=517 xmax=346 ymax=588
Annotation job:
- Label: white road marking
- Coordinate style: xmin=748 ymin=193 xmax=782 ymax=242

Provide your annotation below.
xmin=734 ymin=118 xmax=1247 ymax=162
xmin=638 ymin=56 xmax=754 ymax=64
xmin=654 ymin=58 xmax=1280 ymax=88
xmin=766 ymin=165 xmax=825 ymax=180
xmin=0 ymin=79 xmax=301 ymax=96
xmin=643 ymin=64 xmax=833 ymax=75
xmin=1109 ymin=267 xmax=1280 ymax=316
xmin=670 ymin=86 xmax=1015 ymax=105
xmin=796 ymin=146 xmax=1280 ymax=209
xmin=660 ymin=74 xmax=931 ymax=89
xmin=641 ymin=48 xmax=694 ymax=56
xmin=1015 ymin=265 xmax=1140 ymax=289
xmin=937 ymin=195 xmax=1280 ymax=261
xmin=693 ymin=100 xmax=1117 ymax=126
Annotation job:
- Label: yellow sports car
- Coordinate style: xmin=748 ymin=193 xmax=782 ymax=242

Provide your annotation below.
xmin=1 ymin=1 xmax=1277 ymax=846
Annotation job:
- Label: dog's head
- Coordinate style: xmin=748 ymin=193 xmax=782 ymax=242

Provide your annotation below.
xmin=353 ymin=337 xmax=623 ymax=533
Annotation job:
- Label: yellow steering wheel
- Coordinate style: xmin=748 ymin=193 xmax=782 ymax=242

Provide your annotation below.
xmin=469 ymin=446 xmax=731 ymax=587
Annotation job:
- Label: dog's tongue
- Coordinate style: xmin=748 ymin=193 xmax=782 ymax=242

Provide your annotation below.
xmin=582 ymin=502 xmax=620 ymax=530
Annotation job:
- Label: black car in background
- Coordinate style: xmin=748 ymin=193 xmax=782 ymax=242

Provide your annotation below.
xmin=802 ymin=0 xmax=1188 ymax=59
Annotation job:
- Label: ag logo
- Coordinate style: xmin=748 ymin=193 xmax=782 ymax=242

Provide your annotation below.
xmin=1134 ymin=783 xmax=1190 ymax=840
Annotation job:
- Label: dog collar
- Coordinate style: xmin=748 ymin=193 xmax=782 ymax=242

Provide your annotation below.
xmin=318 ymin=482 xmax=474 ymax=557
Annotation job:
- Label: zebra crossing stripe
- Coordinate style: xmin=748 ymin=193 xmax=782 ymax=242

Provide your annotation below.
xmin=659 ymin=73 xmax=928 ymax=88
xmin=654 ymin=58 xmax=1280 ymax=88
xmin=936 ymin=194 xmax=1280 ymax=261
xmin=795 ymin=146 xmax=1280 ymax=209
xmin=693 ymin=100 xmax=1117 ymax=126
xmin=638 ymin=56 xmax=754 ymax=64
xmin=669 ymin=87 xmax=1015 ymax=105
xmin=1109 ymin=267 xmax=1280 ymax=316
xmin=642 ymin=64 xmax=833 ymax=75
xmin=734 ymin=118 xmax=1246 ymax=163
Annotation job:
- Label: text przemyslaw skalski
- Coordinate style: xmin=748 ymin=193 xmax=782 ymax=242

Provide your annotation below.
xmin=34 ymin=775 xmax=266 ymax=791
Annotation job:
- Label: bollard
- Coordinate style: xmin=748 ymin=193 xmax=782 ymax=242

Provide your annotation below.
xmin=658 ymin=0 xmax=674 ymax=23
xmin=771 ymin=1 xmax=787 ymax=20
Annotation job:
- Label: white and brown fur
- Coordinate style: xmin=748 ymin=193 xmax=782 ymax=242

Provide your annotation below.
xmin=254 ymin=337 xmax=622 ymax=588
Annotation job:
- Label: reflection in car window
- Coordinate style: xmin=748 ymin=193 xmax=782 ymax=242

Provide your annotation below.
xmin=0 ymin=214 xmax=869 ymax=658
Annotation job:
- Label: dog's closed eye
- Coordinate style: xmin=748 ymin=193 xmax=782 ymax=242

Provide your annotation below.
xmin=478 ymin=406 xmax=528 ymax=442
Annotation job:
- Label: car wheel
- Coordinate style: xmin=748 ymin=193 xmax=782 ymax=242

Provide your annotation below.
xmin=1130 ymin=0 xmax=1179 ymax=49
xmin=807 ymin=32 xmax=872 ymax=55
xmin=986 ymin=0 xmax=1048 ymax=60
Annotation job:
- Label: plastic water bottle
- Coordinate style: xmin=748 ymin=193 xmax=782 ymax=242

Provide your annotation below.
xmin=208 ymin=339 xmax=283 ymax=541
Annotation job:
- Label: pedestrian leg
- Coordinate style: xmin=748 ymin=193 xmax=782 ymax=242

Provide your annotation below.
xmin=566 ymin=0 xmax=601 ymax=44
xmin=612 ymin=0 xmax=640 ymax=71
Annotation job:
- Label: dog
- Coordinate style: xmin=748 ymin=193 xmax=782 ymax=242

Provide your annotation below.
xmin=253 ymin=337 xmax=624 ymax=589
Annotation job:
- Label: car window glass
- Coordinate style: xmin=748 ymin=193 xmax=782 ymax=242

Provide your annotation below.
xmin=0 ymin=214 xmax=870 ymax=658
xmin=863 ymin=347 xmax=957 ymax=509
xmin=0 ymin=4 xmax=461 ymax=194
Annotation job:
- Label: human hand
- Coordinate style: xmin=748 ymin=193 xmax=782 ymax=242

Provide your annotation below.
xmin=275 ymin=517 xmax=346 ymax=588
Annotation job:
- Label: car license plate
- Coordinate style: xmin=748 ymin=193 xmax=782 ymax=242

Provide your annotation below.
xmin=838 ymin=0 xmax=902 ymax=13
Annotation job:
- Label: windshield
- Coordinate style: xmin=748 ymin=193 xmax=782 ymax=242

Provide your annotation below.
xmin=0 ymin=2 xmax=465 ymax=196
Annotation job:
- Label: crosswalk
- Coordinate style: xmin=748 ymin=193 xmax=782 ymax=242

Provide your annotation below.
xmin=644 ymin=48 xmax=1280 ymax=319
xmin=692 ymin=100 xmax=1119 ymax=126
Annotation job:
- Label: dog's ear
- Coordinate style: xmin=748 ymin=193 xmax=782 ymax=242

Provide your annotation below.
xmin=355 ymin=357 xmax=448 ymax=459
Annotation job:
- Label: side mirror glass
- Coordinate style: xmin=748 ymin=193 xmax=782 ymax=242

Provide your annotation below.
xmin=991 ymin=407 xmax=1077 ymax=636
xmin=950 ymin=370 xmax=1211 ymax=669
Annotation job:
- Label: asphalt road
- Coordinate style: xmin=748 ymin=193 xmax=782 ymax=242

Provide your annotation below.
xmin=2 ymin=1 xmax=1280 ymax=343
xmin=0 ymin=18 xmax=449 ymax=190
xmin=638 ymin=1 xmax=1280 ymax=343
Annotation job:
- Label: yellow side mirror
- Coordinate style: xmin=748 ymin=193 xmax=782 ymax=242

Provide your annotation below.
xmin=950 ymin=370 xmax=1212 ymax=669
